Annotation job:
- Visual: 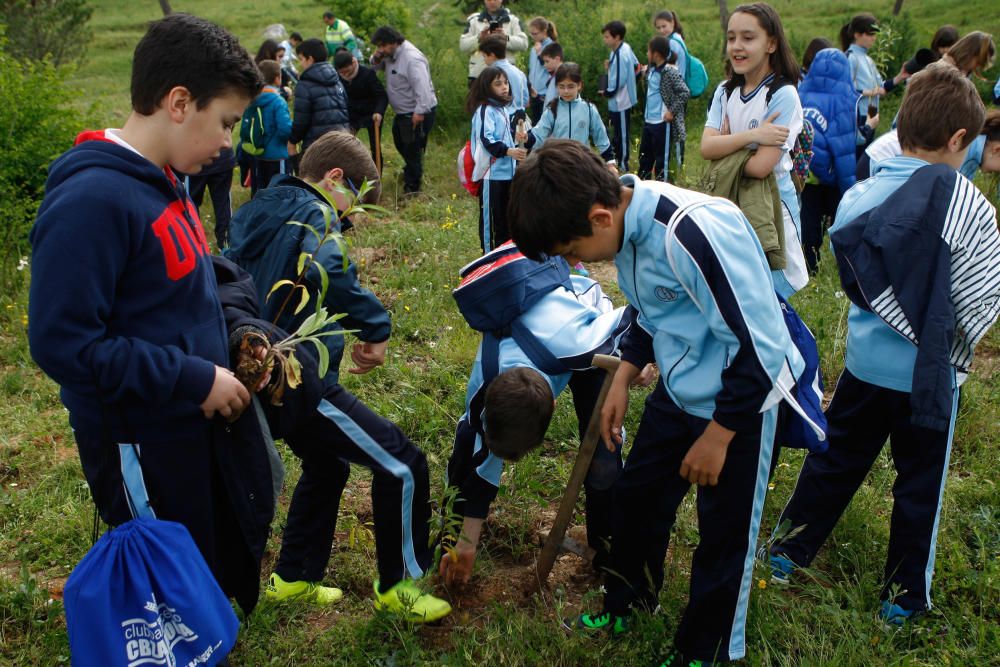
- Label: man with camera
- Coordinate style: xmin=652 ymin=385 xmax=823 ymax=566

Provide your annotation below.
xmin=459 ymin=0 xmax=529 ymax=84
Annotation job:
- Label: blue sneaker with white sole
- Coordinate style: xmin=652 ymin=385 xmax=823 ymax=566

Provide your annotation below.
xmin=880 ymin=600 xmax=917 ymax=628
xmin=769 ymin=553 xmax=797 ymax=586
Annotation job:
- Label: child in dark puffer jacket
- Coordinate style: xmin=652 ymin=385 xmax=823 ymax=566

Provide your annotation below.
xmin=798 ymin=47 xmax=868 ymax=274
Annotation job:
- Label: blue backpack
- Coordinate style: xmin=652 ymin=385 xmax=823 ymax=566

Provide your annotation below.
xmin=775 ymin=293 xmax=828 ymax=453
xmin=64 ymin=446 xmax=238 ymax=666
xmin=452 ymin=241 xmax=574 ymax=382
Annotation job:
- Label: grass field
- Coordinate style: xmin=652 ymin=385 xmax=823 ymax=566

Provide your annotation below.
xmin=1 ymin=0 xmax=999 ymax=665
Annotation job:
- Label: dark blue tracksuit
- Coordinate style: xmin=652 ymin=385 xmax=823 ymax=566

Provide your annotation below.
xmin=215 ymin=254 xmax=431 ymax=590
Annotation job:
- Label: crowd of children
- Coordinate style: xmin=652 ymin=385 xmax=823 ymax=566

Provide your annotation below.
xmin=26 ymin=2 xmax=1000 ymax=665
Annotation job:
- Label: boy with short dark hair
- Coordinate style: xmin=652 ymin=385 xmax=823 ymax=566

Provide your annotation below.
xmin=479 ymin=35 xmax=529 ymax=115
xmin=289 ymin=38 xmax=350 ymax=157
xmin=334 ymin=51 xmax=388 ymax=167
xmin=601 ymin=20 xmax=638 ymax=171
xmin=223 ymin=131 xmax=451 ymax=621
xmin=638 ymin=36 xmax=688 ymax=182
xmin=769 ymin=63 xmax=1000 ymax=626
xmin=509 ymin=139 xmax=807 ymax=664
xmin=28 ymin=13 xmax=273 ymax=615
xmin=441 ymin=242 xmax=639 ymax=585
xmin=540 ymin=42 xmax=564 ymax=104
xmin=241 ymin=59 xmax=292 ymax=198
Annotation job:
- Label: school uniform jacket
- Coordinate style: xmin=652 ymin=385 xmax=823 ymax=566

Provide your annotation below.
xmin=830 ymin=161 xmax=1000 ymax=430
xmin=615 ymin=176 xmax=803 ymax=432
xmin=604 ymin=42 xmax=639 ymax=112
xmin=528 ymin=38 xmax=553 ymax=96
xmin=451 ymin=276 xmax=634 ymax=518
xmin=471 ymin=101 xmax=516 ymax=181
xmin=527 ymin=96 xmax=614 ymax=162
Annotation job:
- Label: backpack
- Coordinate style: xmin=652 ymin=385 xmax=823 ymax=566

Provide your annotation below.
xmin=452 ymin=242 xmax=575 ymax=382
xmin=661 ymin=198 xmax=828 ymax=453
xmin=64 ymin=445 xmax=239 ymax=666
xmin=240 ymin=100 xmax=270 ymax=157
xmin=457 ymin=140 xmax=480 ymax=197
xmin=724 ymin=79 xmax=814 ymax=192
xmin=671 ymin=34 xmax=709 ymax=98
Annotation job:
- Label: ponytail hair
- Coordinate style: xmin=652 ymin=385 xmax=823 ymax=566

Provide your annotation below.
xmin=653 ymin=10 xmax=684 ymax=38
xmin=724 ymin=3 xmax=800 ymax=95
xmin=840 ymin=13 xmax=878 ymax=51
xmin=530 ymin=16 xmax=558 ymax=41
xmin=547 ymin=62 xmax=583 ymax=115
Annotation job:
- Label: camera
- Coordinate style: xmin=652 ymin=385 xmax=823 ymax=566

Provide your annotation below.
xmin=488 ymin=20 xmax=501 ymax=32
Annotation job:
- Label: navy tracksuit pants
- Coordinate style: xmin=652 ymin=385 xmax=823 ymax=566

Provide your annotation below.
xmin=609 ymin=108 xmax=633 ymax=172
xmin=770 ymin=369 xmax=957 ymax=612
xmin=603 ymin=382 xmax=777 ymax=663
xmin=478 ymin=179 xmax=512 ymax=252
xmin=275 ymin=384 xmax=432 ymax=590
xmin=638 ymin=121 xmax=669 ymax=182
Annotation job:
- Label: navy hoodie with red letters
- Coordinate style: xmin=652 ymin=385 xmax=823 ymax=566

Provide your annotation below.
xmin=29 ymin=130 xmax=225 ymax=442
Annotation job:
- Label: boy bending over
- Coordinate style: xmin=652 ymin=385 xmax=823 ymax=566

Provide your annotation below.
xmin=224 ymin=132 xmax=450 ymax=621
xmin=441 ymin=243 xmax=640 ymax=584
xmin=509 ymin=139 xmax=807 ymax=665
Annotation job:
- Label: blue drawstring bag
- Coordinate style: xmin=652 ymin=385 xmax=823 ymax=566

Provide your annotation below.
xmin=64 ymin=515 xmax=238 ymax=666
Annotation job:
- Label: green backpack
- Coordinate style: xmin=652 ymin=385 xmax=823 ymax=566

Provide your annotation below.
xmin=240 ymin=103 xmax=269 ymax=156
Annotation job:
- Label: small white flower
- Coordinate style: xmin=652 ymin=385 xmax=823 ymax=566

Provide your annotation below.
xmin=834 ymin=290 xmax=844 ymax=299
xmin=17 ymin=257 xmax=29 ymax=271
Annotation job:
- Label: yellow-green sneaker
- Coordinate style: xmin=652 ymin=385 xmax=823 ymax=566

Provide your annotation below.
xmin=373 ymin=579 xmax=452 ymax=623
xmin=265 ymin=572 xmax=343 ymax=605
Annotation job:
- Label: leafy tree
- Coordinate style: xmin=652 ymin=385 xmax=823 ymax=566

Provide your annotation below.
xmin=0 ymin=0 xmax=94 ymax=68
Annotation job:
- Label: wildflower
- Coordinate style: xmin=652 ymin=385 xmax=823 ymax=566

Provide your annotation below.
xmin=451 ymin=193 xmax=457 ymax=200
xmin=17 ymin=257 xmax=28 ymax=271
xmin=404 ymin=305 xmax=410 ymax=312
xmin=758 ymin=579 xmax=767 ymax=590
xmin=834 ymin=290 xmax=844 ymax=299
xmin=768 ymin=482 xmax=775 ymax=490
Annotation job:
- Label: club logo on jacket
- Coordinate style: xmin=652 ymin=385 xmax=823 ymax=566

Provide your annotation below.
xmin=151 ymin=200 xmax=211 ymax=281
xmin=654 ymin=286 xmax=677 ymax=302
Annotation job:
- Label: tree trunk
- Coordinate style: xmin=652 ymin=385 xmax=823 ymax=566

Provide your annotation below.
xmin=158 ymin=0 xmax=172 ymax=15
xmin=718 ymin=0 xmax=729 ymax=55
xmin=892 ymin=0 xmax=904 ymax=15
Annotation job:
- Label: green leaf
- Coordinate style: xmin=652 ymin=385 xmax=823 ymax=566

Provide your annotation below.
xmin=308 ymin=338 xmax=330 ymax=378
xmin=314 ymin=263 xmax=330 ymax=308
xmin=292 ymin=284 xmax=310 ymax=315
xmin=266 ymin=279 xmax=296 ymax=301
xmin=296 ymin=252 xmax=310 ymax=276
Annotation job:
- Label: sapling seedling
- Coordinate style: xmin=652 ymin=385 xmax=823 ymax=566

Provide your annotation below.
xmin=234 ymin=178 xmax=385 ymax=405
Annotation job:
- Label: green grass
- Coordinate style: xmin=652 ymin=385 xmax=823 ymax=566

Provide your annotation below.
xmin=2 ymin=0 xmax=1000 ymax=664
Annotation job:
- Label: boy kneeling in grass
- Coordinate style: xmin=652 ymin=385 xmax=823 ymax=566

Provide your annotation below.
xmin=223 ymin=132 xmax=450 ymax=622
xmin=769 ymin=62 xmax=1000 ymax=627
xmin=508 ymin=139 xmax=805 ymax=665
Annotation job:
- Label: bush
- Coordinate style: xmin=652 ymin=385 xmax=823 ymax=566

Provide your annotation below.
xmin=313 ymin=0 xmax=413 ymax=44
xmin=0 ymin=0 xmax=93 ymax=68
xmin=0 ymin=34 xmax=84 ymax=289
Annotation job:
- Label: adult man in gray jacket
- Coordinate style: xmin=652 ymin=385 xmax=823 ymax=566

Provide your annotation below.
xmin=459 ymin=0 xmax=529 ymax=83
xmin=371 ymin=26 xmax=438 ymax=194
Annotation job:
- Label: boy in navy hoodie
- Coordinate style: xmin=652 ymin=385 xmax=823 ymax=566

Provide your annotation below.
xmin=770 ymin=63 xmax=1000 ymax=626
xmin=224 ymin=131 xmax=451 ymax=621
xmin=28 ymin=14 xmax=274 ymax=615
